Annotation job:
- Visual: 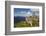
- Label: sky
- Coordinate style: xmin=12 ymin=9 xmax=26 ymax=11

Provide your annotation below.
xmin=14 ymin=8 xmax=32 ymax=16
xmin=14 ymin=8 xmax=39 ymax=16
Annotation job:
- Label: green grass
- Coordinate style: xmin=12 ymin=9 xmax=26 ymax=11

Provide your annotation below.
xmin=14 ymin=21 xmax=31 ymax=27
xmin=14 ymin=16 xmax=39 ymax=28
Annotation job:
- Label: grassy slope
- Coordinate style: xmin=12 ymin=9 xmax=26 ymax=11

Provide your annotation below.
xmin=14 ymin=16 xmax=39 ymax=27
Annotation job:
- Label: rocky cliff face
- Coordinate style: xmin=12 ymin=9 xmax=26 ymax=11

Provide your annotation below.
xmin=25 ymin=16 xmax=39 ymax=26
xmin=25 ymin=16 xmax=32 ymax=26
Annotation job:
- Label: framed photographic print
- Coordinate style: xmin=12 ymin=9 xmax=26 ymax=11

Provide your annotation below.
xmin=5 ymin=1 xmax=45 ymax=35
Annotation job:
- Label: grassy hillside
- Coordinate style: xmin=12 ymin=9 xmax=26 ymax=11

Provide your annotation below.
xmin=14 ymin=16 xmax=39 ymax=28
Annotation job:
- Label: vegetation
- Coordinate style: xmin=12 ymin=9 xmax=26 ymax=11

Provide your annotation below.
xmin=14 ymin=16 xmax=39 ymax=27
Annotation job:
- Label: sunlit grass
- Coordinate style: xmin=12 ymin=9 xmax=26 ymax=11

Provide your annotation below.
xmin=14 ymin=16 xmax=39 ymax=27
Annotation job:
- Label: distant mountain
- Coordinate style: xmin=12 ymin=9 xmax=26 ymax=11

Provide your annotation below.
xmin=14 ymin=16 xmax=26 ymax=23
